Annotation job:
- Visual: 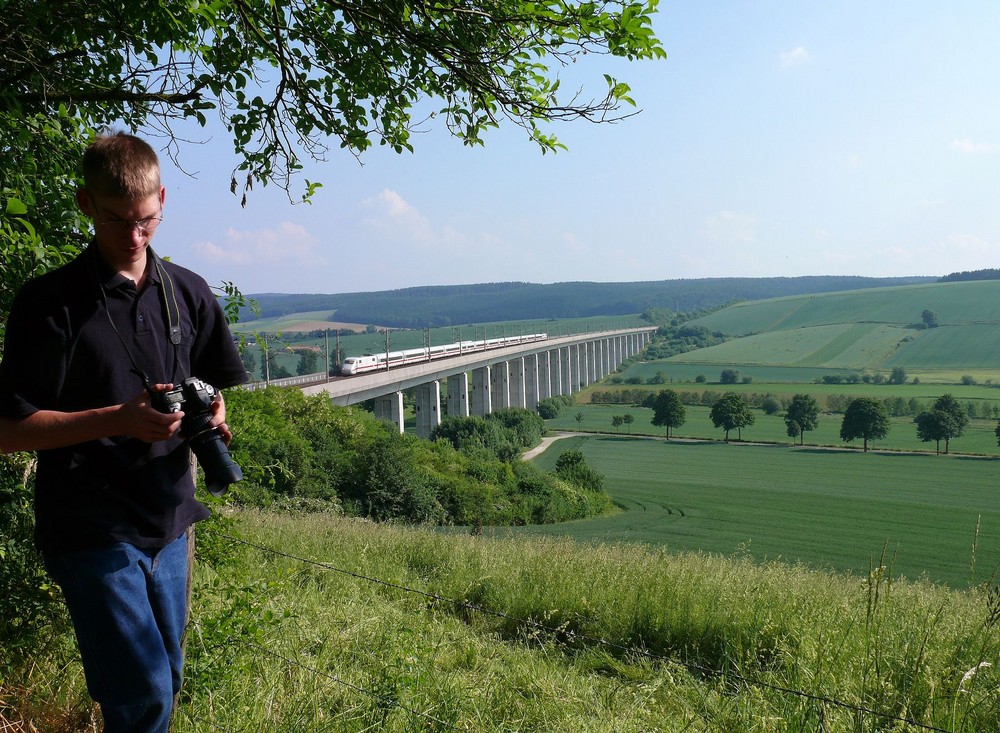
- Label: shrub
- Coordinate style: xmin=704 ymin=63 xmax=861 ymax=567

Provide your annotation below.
xmin=554 ymin=450 xmax=605 ymax=493
xmin=0 ymin=455 xmax=71 ymax=673
xmin=761 ymin=395 xmax=781 ymax=415
xmin=487 ymin=408 xmax=545 ymax=449
xmin=720 ymin=368 xmax=741 ymax=384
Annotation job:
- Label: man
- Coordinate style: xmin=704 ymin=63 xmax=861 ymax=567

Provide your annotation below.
xmin=0 ymin=132 xmax=247 ymax=731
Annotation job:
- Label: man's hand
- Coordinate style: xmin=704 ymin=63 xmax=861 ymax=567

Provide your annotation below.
xmin=0 ymin=384 xmax=185 ymax=454
xmin=208 ymin=392 xmax=232 ymax=445
xmin=120 ymin=385 xmax=184 ymax=443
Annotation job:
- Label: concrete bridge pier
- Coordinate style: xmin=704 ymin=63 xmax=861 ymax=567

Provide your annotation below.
xmin=374 ymin=391 xmax=405 ymax=434
xmin=524 ymin=353 xmax=539 ymax=409
xmin=560 ymin=346 xmax=572 ymax=394
xmin=537 ymin=351 xmax=551 ymax=401
xmin=549 ymin=348 xmax=563 ymax=397
xmin=471 ymin=365 xmax=492 ymax=417
xmin=447 ymin=372 xmax=469 ymax=418
xmin=491 ymin=361 xmax=511 ymax=408
xmin=415 ymin=380 xmax=441 ymax=438
xmin=508 ymin=357 xmax=526 ymax=409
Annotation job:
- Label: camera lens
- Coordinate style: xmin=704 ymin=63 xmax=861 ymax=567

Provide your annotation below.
xmin=188 ymin=429 xmax=243 ymax=496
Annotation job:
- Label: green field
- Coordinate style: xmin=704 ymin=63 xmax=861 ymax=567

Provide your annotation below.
xmin=554 ymin=402 xmax=1000 ymax=454
xmin=691 ymin=280 xmax=1000 ymax=335
xmin=519 ymin=435 xmax=998 ymax=588
xmin=673 ymin=280 xmax=1000 ymax=374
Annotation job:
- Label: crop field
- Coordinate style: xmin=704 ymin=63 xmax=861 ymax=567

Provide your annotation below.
xmin=671 ymin=323 xmax=1000 ymax=373
xmin=672 ymin=280 xmax=1000 ymax=374
xmin=600 ymin=370 xmax=1000 ymax=404
xmin=521 ymin=434 xmax=999 ymax=588
xmin=886 ymin=323 xmax=1000 ymax=368
xmin=691 ymin=280 xmax=1000 ymax=336
xmin=549 ymin=403 xmax=1000 ymax=454
xmin=621 ymin=362 xmax=864 ymax=383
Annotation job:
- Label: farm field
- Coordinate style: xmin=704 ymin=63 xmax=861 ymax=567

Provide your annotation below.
xmin=521 ymin=434 xmax=999 ymax=588
xmin=623 ymin=359 xmax=1000 ymax=386
xmin=675 ymin=280 xmax=1000 ymax=375
xmin=551 ymin=403 xmax=1000 ymax=455
xmin=667 ymin=323 xmax=1000 ymax=374
xmin=689 ymin=279 xmax=1000 ymax=336
xmin=614 ymin=363 xmax=1000 ymax=400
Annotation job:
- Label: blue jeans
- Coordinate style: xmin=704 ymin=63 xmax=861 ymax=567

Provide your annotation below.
xmin=44 ymin=531 xmax=190 ymax=733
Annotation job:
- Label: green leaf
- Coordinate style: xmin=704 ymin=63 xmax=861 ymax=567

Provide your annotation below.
xmin=5 ymin=198 xmax=28 ymax=216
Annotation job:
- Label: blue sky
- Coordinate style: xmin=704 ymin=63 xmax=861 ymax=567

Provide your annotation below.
xmin=151 ymin=2 xmax=1000 ymax=295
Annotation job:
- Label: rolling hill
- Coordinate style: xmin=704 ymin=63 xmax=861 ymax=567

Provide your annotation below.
xmin=240 ymin=275 xmax=934 ymax=328
xmin=674 ymin=279 xmax=1000 ymax=372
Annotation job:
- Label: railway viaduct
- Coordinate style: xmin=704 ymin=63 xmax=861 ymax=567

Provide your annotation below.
xmin=289 ymin=327 xmax=656 ymax=438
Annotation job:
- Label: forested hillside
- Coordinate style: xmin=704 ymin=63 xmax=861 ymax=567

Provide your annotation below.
xmin=240 ymin=276 xmax=934 ymax=328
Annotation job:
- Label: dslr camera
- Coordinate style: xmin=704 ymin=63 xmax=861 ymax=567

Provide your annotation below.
xmin=149 ymin=377 xmax=243 ymax=496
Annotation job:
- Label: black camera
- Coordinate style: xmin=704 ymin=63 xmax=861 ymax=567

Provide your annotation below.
xmin=149 ymin=377 xmax=243 ymax=496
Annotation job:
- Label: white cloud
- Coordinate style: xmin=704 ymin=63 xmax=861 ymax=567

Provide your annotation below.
xmin=359 ymin=188 xmax=506 ymax=261
xmin=780 ymin=46 xmax=810 ymax=69
xmin=360 ymin=189 xmax=441 ymax=248
xmin=950 ymin=138 xmax=1000 ymax=154
xmin=192 ymin=222 xmax=325 ymax=266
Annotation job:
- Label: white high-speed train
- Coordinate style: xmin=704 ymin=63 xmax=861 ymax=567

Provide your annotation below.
xmin=340 ymin=333 xmax=548 ymax=375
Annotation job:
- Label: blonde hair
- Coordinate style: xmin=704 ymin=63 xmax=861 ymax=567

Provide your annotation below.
xmin=83 ymin=132 xmax=161 ymax=199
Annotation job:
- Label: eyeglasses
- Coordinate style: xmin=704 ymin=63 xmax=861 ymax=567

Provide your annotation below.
xmin=95 ymin=213 xmax=164 ymax=234
xmin=90 ymin=199 xmax=164 ymax=234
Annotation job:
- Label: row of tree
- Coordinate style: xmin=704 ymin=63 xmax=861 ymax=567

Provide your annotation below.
xmin=642 ymin=389 xmax=980 ymax=453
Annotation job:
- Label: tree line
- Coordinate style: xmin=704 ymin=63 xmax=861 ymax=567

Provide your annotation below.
xmin=640 ymin=389 xmax=985 ymax=454
xmin=237 ymin=276 xmax=934 ymax=330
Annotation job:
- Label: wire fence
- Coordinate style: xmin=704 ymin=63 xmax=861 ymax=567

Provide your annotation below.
xmin=188 ymin=531 xmax=957 ymax=733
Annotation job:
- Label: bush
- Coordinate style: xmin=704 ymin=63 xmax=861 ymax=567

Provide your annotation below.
xmin=536 ymin=398 xmax=562 ymax=419
xmin=488 ymin=408 xmax=545 ymax=449
xmin=0 ymin=454 xmax=72 ymax=677
xmin=720 ymin=368 xmax=741 ymax=384
xmin=554 ymin=450 xmax=606 ymax=493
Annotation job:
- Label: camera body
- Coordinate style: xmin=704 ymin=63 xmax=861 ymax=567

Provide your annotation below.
xmin=150 ymin=377 xmax=243 ymax=496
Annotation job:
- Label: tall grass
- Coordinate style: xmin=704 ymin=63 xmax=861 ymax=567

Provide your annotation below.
xmin=11 ymin=511 xmax=997 ymax=731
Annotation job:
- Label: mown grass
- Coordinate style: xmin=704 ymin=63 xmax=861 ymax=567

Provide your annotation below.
xmin=516 ymin=434 xmax=1000 ymax=589
xmin=14 ymin=511 xmax=999 ymax=731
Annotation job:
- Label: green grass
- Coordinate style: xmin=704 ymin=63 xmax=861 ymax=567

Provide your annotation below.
xmin=692 ymin=280 xmax=1000 ymax=336
xmin=554 ymin=402 xmax=1000 ymax=455
xmin=518 ymin=434 xmax=1000 ymax=589
xmin=621 ymin=362 xmax=864 ymax=383
xmin=14 ymin=511 xmax=1000 ymax=731
xmin=669 ymin=280 xmax=1000 ymax=373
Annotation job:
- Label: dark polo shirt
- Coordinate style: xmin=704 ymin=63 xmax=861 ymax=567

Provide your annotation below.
xmin=0 ymin=244 xmax=247 ymax=553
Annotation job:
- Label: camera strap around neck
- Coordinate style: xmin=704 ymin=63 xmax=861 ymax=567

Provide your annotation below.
xmin=90 ymin=244 xmax=183 ymax=392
